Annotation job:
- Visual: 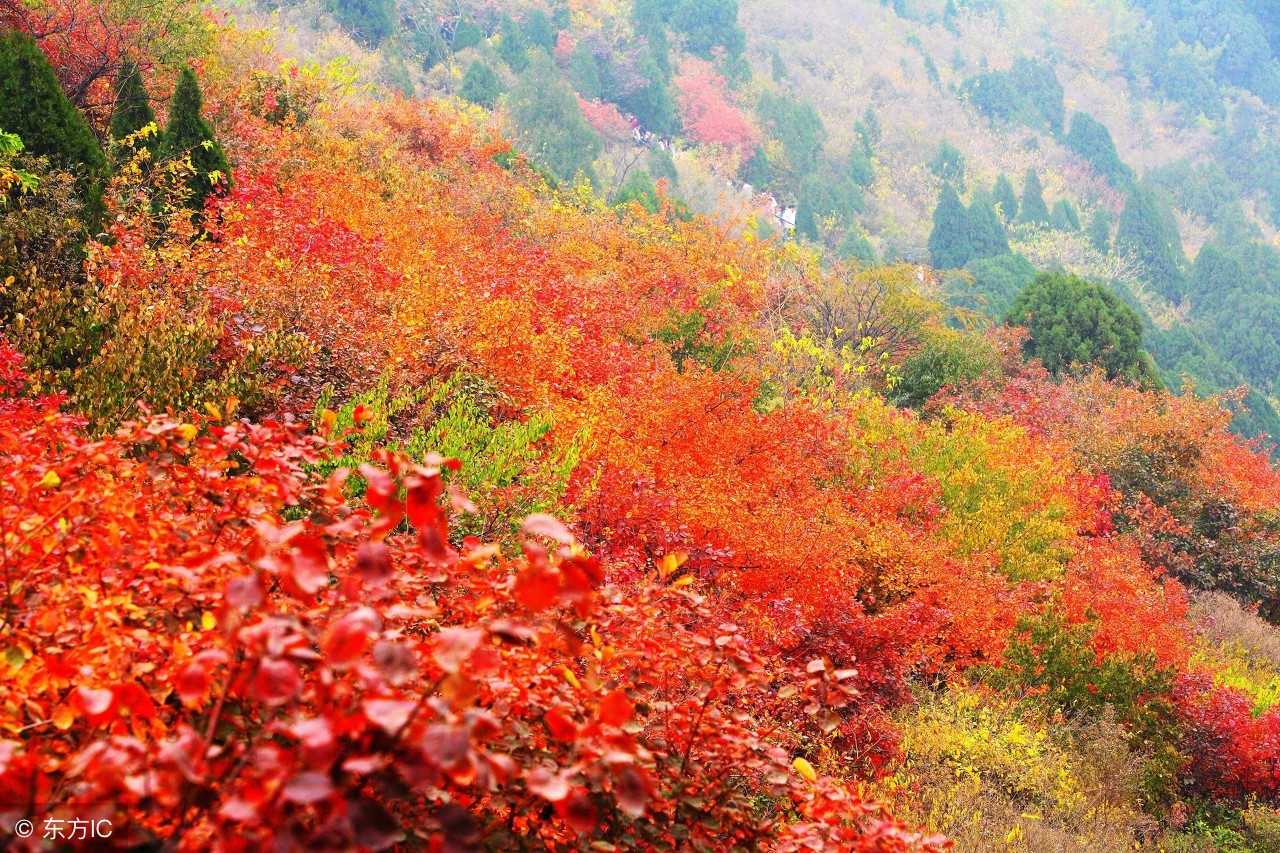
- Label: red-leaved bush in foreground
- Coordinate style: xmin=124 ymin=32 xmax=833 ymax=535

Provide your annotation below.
xmin=0 ymin=340 xmax=946 ymax=851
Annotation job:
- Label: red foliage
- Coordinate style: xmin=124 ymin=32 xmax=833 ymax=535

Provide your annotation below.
xmin=0 ymin=349 xmax=945 ymax=851
xmin=673 ymin=58 xmax=759 ymax=163
xmin=1175 ymin=672 xmax=1280 ymax=801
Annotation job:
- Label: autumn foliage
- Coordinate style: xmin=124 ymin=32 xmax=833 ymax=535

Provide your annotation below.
xmin=4 ymin=2 xmax=1280 ymax=849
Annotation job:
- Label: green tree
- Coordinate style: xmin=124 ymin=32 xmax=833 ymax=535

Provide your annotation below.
xmin=507 ymin=53 xmax=601 ymax=184
xmin=0 ymin=31 xmax=104 ymax=223
xmin=795 ymin=167 xmax=864 ymax=242
xmin=162 ymin=67 xmax=231 ymax=213
xmin=755 ymin=91 xmax=826 ymax=180
xmin=614 ymin=55 xmax=675 ymax=134
xmin=459 ymin=60 xmax=502 ymax=108
xmin=954 ymin=253 xmax=1037 ymax=318
xmin=968 ymin=191 xmax=1010 ymax=260
xmin=331 ymin=0 xmax=396 ymax=47
xmin=1051 ymin=198 xmax=1081 ymax=231
xmin=929 ymin=139 xmax=965 ymax=187
xmin=498 ymin=14 xmax=530 ymax=72
xmin=992 ymin=173 xmax=1019 ymax=223
xmin=1117 ymin=183 xmax=1187 ymax=301
xmin=1018 ymin=168 xmax=1050 ymax=226
xmin=568 ymin=41 xmax=601 ymax=99
xmin=523 ymin=10 xmax=555 ymax=53
xmin=1005 ymin=272 xmax=1161 ymax=385
xmin=1065 ymin=111 xmax=1133 ymax=188
xmin=110 ymin=62 xmax=158 ymax=151
xmin=0 ymin=32 xmax=102 ymax=174
xmin=451 ymin=19 xmax=484 ymax=52
xmin=668 ymin=0 xmax=745 ymax=60
xmin=1087 ymin=209 xmax=1112 ymax=252
xmin=928 ymin=183 xmax=973 ymax=270
xmin=1011 ymin=56 xmax=1065 ymax=133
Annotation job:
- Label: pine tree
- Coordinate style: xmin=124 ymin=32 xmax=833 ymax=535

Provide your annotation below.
xmin=460 ymin=60 xmax=502 ymax=108
xmin=968 ymin=191 xmax=1010 ymax=260
xmin=1051 ymin=198 xmax=1081 ymax=231
xmin=162 ymin=67 xmax=231 ymax=212
xmin=1018 ymin=168 xmax=1050 ymax=225
xmin=928 ymin=183 xmax=973 ymax=269
xmin=992 ymin=173 xmax=1019 ymax=223
xmin=331 ymin=0 xmax=396 ymax=47
xmin=568 ymin=41 xmax=602 ymax=99
xmin=523 ymin=10 xmax=555 ymax=53
xmin=1117 ymin=183 xmax=1187 ymax=301
xmin=507 ymin=52 xmax=601 ymax=184
xmin=110 ymin=61 xmax=159 ymax=157
xmin=1087 ymin=209 xmax=1112 ymax=252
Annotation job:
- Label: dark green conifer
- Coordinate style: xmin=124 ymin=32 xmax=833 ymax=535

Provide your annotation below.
xmin=1018 ymin=168 xmax=1050 ymax=225
xmin=162 ymin=67 xmax=231 ymax=212
xmin=1117 ymin=183 xmax=1187 ymax=300
xmin=968 ymin=191 xmax=1010 ymax=260
xmin=1051 ymin=198 xmax=1081 ymax=231
xmin=992 ymin=173 xmax=1019 ymax=223
xmin=928 ymin=183 xmax=973 ymax=269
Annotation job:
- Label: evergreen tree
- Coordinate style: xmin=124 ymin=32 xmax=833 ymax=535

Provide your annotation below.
xmin=1087 ymin=209 xmax=1112 ymax=252
xmin=968 ymin=191 xmax=1010 ymax=260
xmin=1188 ymin=243 xmax=1243 ymax=301
xmin=162 ymin=67 xmax=231 ymax=212
xmin=928 ymin=183 xmax=973 ymax=269
xmin=460 ymin=60 xmax=502 ymax=109
xmin=1011 ymin=56 xmax=1065 ymax=133
xmin=1051 ymin=198 xmax=1081 ymax=231
xmin=523 ymin=10 xmax=555 ymax=53
xmin=771 ymin=50 xmax=787 ymax=82
xmin=331 ymin=0 xmax=396 ymax=47
xmin=1018 ymin=168 xmax=1050 ymax=225
xmin=0 ymin=31 xmax=104 ymax=223
xmin=450 ymin=19 xmax=484 ymax=52
xmin=668 ymin=0 xmax=745 ymax=60
xmin=614 ymin=55 xmax=675 ymax=134
xmin=507 ymin=53 xmax=601 ymax=184
xmin=929 ymin=139 xmax=965 ymax=187
xmin=568 ymin=41 xmax=602 ymax=99
xmin=755 ymin=92 xmax=826 ymax=179
xmin=1065 ymin=112 xmax=1133 ymax=188
xmin=110 ymin=62 xmax=158 ymax=151
xmin=1117 ymin=183 xmax=1187 ymax=301
xmin=992 ymin=173 xmax=1019 ymax=223
xmin=1005 ymin=272 xmax=1161 ymax=386
xmin=0 ymin=32 xmax=104 ymax=175
xmin=498 ymin=15 xmax=530 ymax=72
xmin=795 ymin=167 xmax=864 ymax=242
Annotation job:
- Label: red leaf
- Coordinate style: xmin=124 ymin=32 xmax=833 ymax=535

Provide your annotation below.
xmin=253 ymin=658 xmax=301 ymax=706
xmin=373 ymin=640 xmax=419 ymax=685
xmin=614 ymin=766 xmax=655 ymax=817
xmin=554 ymin=787 xmax=598 ymax=833
xmin=522 ymin=513 xmax=573 ymax=544
xmin=526 ymin=767 xmax=570 ymax=802
xmin=226 ymin=574 xmax=264 ymax=609
xmin=422 ymin=724 xmax=471 ymax=769
xmin=175 ymin=664 xmax=209 ymax=704
xmin=321 ymin=613 xmax=373 ymax=670
xmin=282 ymin=771 xmax=334 ymax=804
xmin=355 ymin=542 xmax=392 ymax=584
xmin=363 ymin=699 xmax=416 ymax=736
xmin=433 ymin=627 xmax=483 ymax=673
xmin=544 ymin=709 xmax=579 ymax=742
xmin=72 ymin=686 xmax=115 ymax=724
xmin=596 ymin=690 xmax=634 ymax=727
xmin=289 ymin=535 xmax=330 ymax=596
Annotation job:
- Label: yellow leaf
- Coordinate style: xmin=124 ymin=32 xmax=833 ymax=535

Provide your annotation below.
xmin=792 ymin=757 xmax=817 ymax=782
xmin=561 ymin=667 xmax=580 ymax=688
xmin=201 ymin=611 xmax=217 ymax=631
xmin=203 ymin=402 xmax=222 ymax=420
xmin=671 ymin=576 xmax=695 ymax=588
xmin=52 ymin=705 xmax=74 ymax=731
xmin=177 ymin=424 xmax=199 ymax=441
xmin=37 ymin=470 xmax=61 ymax=488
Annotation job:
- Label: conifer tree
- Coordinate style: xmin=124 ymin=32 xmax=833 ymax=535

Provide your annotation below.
xmin=1117 ymin=183 xmax=1187 ymax=301
xmin=162 ymin=67 xmax=231 ymax=212
xmin=1018 ymin=168 xmax=1050 ymax=225
xmin=928 ymin=183 xmax=973 ymax=269
xmin=568 ymin=41 xmax=602 ymax=99
xmin=0 ymin=32 xmax=103 ymax=174
xmin=993 ymin=173 xmax=1019 ymax=223
xmin=498 ymin=15 xmax=530 ymax=72
xmin=110 ymin=61 xmax=159 ymax=157
xmin=1087 ymin=209 xmax=1112 ymax=252
xmin=1065 ymin=111 xmax=1133 ymax=188
xmin=1051 ymin=198 xmax=1081 ymax=231
xmin=929 ymin=139 xmax=965 ymax=187
xmin=0 ymin=31 xmax=104 ymax=222
xmin=460 ymin=60 xmax=502 ymax=108
xmin=968 ymin=191 xmax=1010 ymax=260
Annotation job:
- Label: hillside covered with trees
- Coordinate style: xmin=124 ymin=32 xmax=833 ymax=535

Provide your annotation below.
xmin=5 ymin=0 xmax=1280 ymax=850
